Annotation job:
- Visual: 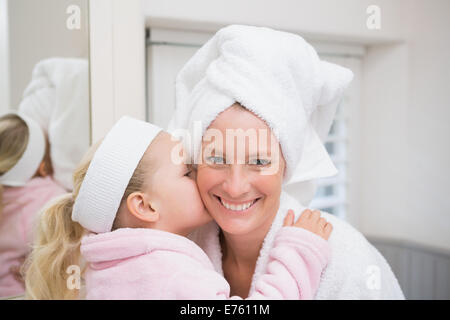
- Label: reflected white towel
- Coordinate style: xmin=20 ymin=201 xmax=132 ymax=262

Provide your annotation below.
xmin=189 ymin=191 xmax=405 ymax=299
xmin=18 ymin=58 xmax=90 ymax=190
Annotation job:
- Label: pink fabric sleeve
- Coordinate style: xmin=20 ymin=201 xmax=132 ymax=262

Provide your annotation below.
xmin=166 ymin=226 xmax=330 ymax=300
xmin=249 ymin=226 xmax=331 ymax=300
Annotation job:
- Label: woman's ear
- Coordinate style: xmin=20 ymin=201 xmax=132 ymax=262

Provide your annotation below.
xmin=38 ymin=139 xmax=53 ymax=177
xmin=37 ymin=160 xmax=49 ymax=177
xmin=126 ymin=192 xmax=159 ymax=223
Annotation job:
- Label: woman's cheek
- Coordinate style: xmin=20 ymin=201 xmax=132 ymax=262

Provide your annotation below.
xmin=254 ymin=173 xmax=283 ymax=203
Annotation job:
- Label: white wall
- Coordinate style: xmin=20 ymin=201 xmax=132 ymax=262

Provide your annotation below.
xmin=361 ymin=1 xmax=450 ymax=251
xmin=0 ymin=0 xmax=9 ymax=113
xmin=7 ymin=0 xmax=89 ymax=108
xmin=143 ymin=0 xmax=450 ymax=251
xmin=143 ymin=0 xmax=409 ymax=43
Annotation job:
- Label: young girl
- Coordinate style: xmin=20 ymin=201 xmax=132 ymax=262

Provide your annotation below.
xmin=0 ymin=113 xmax=65 ymax=297
xmin=24 ymin=116 xmax=332 ymax=300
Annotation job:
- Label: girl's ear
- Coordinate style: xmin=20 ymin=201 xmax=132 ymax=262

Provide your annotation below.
xmin=126 ymin=192 xmax=159 ymax=223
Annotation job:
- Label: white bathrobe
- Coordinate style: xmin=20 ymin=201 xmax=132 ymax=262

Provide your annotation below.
xmin=189 ymin=191 xmax=405 ymax=299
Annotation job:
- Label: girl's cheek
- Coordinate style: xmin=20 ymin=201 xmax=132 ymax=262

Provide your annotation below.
xmin=188 ymin=181 xmax=207 ymax=212
xmin=188 ymin=179 xmax=202 ymax=199
xmin=195 ymin=168 xmax=208 ymax=191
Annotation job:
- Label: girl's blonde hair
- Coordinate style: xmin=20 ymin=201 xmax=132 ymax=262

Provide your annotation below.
xmin=24 ymin=133 xmax=159 ymax=300
xmin=0 ymin=114 xmax=29 ymax=218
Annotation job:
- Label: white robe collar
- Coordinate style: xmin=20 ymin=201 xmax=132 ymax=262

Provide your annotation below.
xmin=188 ymin=191 xmax=405 ymax=299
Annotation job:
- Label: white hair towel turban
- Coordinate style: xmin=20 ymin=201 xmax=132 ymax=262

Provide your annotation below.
xmin=168 ymin=24 xmax=353 ymax=185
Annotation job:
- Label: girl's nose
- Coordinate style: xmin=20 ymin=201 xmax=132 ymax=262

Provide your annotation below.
xmin=222 ymin=165 xmax=251 ymax=198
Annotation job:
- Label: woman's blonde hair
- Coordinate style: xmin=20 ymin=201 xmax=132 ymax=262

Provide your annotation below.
xmin=24 ymin=132 xmax=159 ymax=300
xmin=0 ymin=114 xmax=29 ymax=218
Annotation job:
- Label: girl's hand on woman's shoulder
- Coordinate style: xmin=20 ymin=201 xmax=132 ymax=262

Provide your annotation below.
xmin=283 ymin=209 xmax=333 ymax=240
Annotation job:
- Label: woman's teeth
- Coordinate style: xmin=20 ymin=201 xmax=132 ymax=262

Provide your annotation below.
xmin=220 ymin=198 xmax=256 ymax=211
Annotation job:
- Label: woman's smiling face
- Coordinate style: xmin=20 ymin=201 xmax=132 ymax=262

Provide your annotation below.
xmin=196 ymin=104 xmax=286 ymax=236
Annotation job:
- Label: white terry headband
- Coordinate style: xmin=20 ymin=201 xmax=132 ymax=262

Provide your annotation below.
xmin=72 ymin=116 xmax=162 ymax=233
xmin=0 ymin=112 xmax=46 ymax=187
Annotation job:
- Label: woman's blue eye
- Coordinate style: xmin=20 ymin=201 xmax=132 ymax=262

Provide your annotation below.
xmin=249 ymin=158 xmax=271 ymax=166
xmin=206 ymin=156 xmax=225 ymax=165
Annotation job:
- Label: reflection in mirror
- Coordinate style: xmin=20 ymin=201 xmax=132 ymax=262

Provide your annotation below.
xmin=0 ymin=0 xmax=90 ymax=298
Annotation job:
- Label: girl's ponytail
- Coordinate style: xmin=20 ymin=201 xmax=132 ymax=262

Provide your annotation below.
xmin=23 ymin=117 xmax=155 ymax=299
xmin=24 ymin=194 xmax=85 ymax=299
xmin=24 ymin=140 xmax=101 ymax=300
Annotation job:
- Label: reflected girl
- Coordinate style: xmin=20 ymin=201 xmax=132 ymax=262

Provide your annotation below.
xmin=0 ymin=113 xmax=65 ymax=298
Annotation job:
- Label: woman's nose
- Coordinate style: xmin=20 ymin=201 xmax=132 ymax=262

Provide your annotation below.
xmin=222 ymin=165 xmax=251 ymax=198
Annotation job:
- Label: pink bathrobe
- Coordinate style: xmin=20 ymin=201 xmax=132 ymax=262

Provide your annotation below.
xmin=0 ymin=176 xmax=66 ymax=297
xmin=81 ymin=226 xmax=331 ymax=300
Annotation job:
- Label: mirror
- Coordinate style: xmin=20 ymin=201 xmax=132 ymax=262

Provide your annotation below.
xmin=0 ymin=0 xmax=90 ymax=298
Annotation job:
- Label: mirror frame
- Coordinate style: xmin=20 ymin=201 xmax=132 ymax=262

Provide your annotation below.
xmin=88 ymin=0 xmax=146 ymax=142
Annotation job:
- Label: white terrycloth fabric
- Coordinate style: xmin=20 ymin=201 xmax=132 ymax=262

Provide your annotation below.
xmin=0 ymin=112 xmax=46 ymax=187
xmin=167 ymin=25 xmax=353 ymax=185
xmin=72 ymin=116 xmax=162 ymax=234
xmin=188 ymin=191 xmax=405 ymax=299
xmin=18 ymin=57 xmax=90 ymax=191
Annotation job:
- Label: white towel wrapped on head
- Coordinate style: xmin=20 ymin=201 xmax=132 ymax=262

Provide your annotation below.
xmin=168 ymin=24 xmax=353 ymax=184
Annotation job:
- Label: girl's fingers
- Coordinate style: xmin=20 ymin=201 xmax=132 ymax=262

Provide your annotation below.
xmin=318 ymin=217 xmax=326 ymax=228
xmin=323 ymin=223 xmax=333 ymax=240
xmin=310 ymin=210 xmax=321 ymax=222
xmin=283 ymin=209 xmax=295 ymax=227
xmin=300 ymin=209 xmax=312 ymax=219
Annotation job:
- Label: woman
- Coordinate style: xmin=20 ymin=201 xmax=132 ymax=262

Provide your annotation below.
xmin=168 ymin=25 xmax=404 ymax=299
